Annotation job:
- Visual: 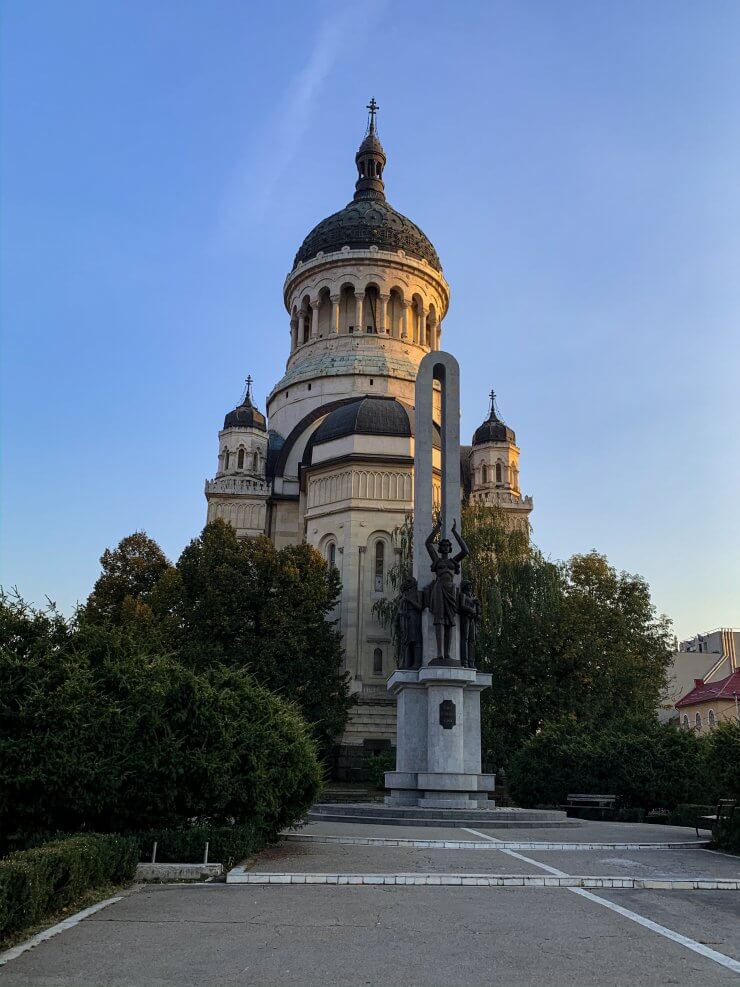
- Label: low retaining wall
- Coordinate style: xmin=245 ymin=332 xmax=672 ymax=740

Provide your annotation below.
xmin=135 ymin=862 xmax=223 ymax=882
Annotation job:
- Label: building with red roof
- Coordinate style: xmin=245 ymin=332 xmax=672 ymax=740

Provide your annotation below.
xmin=675 ymin=669 xmax=740 ymax=734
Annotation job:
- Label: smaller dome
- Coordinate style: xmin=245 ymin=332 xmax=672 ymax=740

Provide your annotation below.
xmin=472 ymin=392 xmax=515 ymax=446
xmin=304 ymin=396 xmax=440 ymax=464
xmin=223 ymin=377 xmax=266 ymax=431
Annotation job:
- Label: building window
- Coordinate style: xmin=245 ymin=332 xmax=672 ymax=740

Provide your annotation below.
xmin=695 ymin=711 xmax=702 ymax=732
xmin=237 ymin=449 xmax=244 ymax=469
xmin=224 ymin=450 xmax=230 ymax=470
xmin=482 ymin=464 xmax=488 ymax=484
xmin=327 ymin=542 xmax=336 ymax=569
xmin=373 ymin=648 xmax=383 ymax=674
xmin=252 ymin=452 xmax=258 ymax=470
xmin=708 ymin=709 xmax=716 ymax=729
xmin=682 ymin=715 xmax=689 ymax=729
xmin=495 ymin=462 xmax=502 ymax=483
xmin=374 ymin=541 xmax=385 ymax=593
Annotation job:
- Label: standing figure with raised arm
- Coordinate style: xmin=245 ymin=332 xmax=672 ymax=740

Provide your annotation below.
xmin=424 ymin=517 xmax=470 ymax=663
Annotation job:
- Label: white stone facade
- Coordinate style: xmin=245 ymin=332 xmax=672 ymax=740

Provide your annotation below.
xmin=203 ymin=111 xmax=534 ymax=746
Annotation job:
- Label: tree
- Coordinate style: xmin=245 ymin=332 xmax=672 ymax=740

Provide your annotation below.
xmin=0 ymin=592 xmax=322 ymax=844
xmin=555 ymin=552 xmax=673 ymax=727
xmin=173 ymin=520 xmax=353 ymax=752
xmin=83 ymin=532 xmax=174 ymax=627
xmin=458 ymin=507 xmax=674 ymax=765
xmin=704 ymin=720 xmax=740 ymax=800
xmin=374 ymin=506 xmax=674 ymax=767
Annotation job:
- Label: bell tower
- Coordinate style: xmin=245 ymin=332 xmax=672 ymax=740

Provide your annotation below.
xmin=469 ymin=390 xmax=533 ymax=533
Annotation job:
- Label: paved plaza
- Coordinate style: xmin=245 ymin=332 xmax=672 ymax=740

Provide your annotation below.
xmin=1 ymin=819 xmax=738 ymax=986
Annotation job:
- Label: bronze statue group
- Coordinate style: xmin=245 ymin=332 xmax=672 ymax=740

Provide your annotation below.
xmin=394 ymin=519 xmax=481 ymax=670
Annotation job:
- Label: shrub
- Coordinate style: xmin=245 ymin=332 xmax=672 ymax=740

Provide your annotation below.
xmin=133 ymin=824 xmax=263 ymax=870
xmin=668 ymin=804 xmax=715 ymax=828
xmin=0 ymin=621 xmax=323 ymax=842
xmin=712 ymin=814 xmax=740 ymax=854
xmin=703 ymin=721 xmax=740 ymax=801
xmin=508 ymin=719 xmax=709 ymax=811
xmin=366 ymin=751 xmax=395 ymax=790
xmin=0 ymin=834 xmax=138 ymax=941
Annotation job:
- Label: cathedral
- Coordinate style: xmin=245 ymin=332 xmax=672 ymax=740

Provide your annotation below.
xmin=205 ymin=102 xmax=533 ymax=751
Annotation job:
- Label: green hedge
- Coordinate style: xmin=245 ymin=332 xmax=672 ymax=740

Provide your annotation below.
xmin=712 ymin=815 xmax=740 ymax=854
xmin=0 ymin=834 xmax=138 ymax=941
xmin=668 ymin=804 xmax=715 ymax=828
xmin=133 ymin=825 xmax=262 ymax=870
xmin=508 ymin=719 xmax=709 ymax=811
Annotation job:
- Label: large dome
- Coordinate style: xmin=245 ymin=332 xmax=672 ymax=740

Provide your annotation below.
xmin=292 ymin=106 xmax=442 ymax=273
xmin=293 ymin=198 xmax=442 ymax=272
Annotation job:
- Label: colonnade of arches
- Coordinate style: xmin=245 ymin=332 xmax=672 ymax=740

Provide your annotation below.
xmin=289 ymin=282 xmax=442 ymax=352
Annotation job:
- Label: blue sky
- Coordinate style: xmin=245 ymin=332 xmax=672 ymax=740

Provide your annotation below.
xmin=2 ymin=0 xmax=739 ymax=639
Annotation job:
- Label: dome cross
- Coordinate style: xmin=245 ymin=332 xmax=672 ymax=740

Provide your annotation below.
xmin=242 ymin=374 xmax=254 ymax=405
xmin=366 ymin=97 xmax=379 ymax=133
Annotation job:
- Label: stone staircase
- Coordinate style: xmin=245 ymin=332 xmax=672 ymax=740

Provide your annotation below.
xmin=308 ymin=803 xmax=580 ymax=829
xmin=340 ymin=699 xmax=397 ymax=745
xmin=320 ymin=783 xmax=384 ymax=804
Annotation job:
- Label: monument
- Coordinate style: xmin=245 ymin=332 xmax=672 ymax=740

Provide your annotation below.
xmin=384 ymin=352 xmax=496 ymax=808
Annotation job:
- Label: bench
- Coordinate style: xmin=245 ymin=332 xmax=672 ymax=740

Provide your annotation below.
xmin=696 ymin=799 xmax=736 ymax=838
xmin=560 ymin=794 xmax=619 ymax=819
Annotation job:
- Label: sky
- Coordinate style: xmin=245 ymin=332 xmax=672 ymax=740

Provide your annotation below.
xmin=2 ymin=0 xmax=739 ymax=640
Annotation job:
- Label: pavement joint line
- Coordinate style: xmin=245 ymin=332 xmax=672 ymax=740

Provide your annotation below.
xmin=225 ymin=870 xmax=740 ymax=890
xmin=285 ymin=834 xmax=711 ymax=851
xmin=570 ymin=888 xmax=740 ymax=975
xmin=0 ymin=896 xmax=124 ymax=967
xmin=445 ymin=825 xmax=740 ymax=975
xmin=462 ymin=828 xmax=569 ymax=876
xmin=461 ymin=827 xmax=503 ymax=843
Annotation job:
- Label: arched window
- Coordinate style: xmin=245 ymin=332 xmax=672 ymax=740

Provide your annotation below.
xmin=374 ymin=541 xmax=385 ymax=592
xmin=695 ymin=711 xmax=702 ymax=732
xmin=224 ymin=449 xmax=230 ymax=470
xmin=252 ymin=451 xmax=258 ymax=471
xmin=373 ymin=648 xmax=383 ymax=674
xmin=327 ymin=542 xmax=336 ymax=569
xmin=708 ymin=709 xmax=716 ymax=729
xmin=495 ymin=462 xmax=502 ymax=483
xmin=682 ymin=715 xmax=689 ymax=729
xmin=481 ymin=464 xmax=488 ymax=484
xmin=365 ymin=286 xmax=379 ymax=333
xmin=237 ymin=449 xmax=245 ymax=469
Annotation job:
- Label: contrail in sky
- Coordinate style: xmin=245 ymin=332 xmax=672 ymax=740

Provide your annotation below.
xmin=219 ymin=1 xmax=387 ymax=243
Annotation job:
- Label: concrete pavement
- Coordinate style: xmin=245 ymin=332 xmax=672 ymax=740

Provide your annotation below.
xmin=1 ymin=819 xmax=738 ymax=986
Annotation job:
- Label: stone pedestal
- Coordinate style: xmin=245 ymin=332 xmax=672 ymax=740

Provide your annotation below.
xmin=384 ymin=666 xmax=495 ymax=808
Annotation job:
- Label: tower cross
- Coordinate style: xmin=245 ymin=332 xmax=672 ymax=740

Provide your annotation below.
xmin=489 ymin=389 xmax=497 ymax=416
xmin=366 ymin=97 xmax=379 ymax=130
xmin=245 ymin=375 xmax=253 ymax=401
